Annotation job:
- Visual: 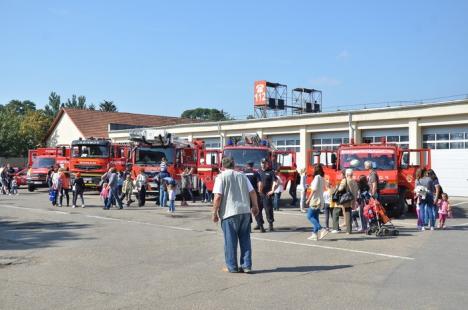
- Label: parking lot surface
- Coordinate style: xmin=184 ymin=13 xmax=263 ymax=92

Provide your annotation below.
xmin=1 ymin=189 xmax=468 ymax=310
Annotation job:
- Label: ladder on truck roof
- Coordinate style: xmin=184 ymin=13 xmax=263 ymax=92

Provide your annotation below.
xmin=129 ymin=129 xmax=191 ymax=147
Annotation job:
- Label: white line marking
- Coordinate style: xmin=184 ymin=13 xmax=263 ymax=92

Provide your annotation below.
xmin=274 ymin=211 xmax=306 ymax=217
xmin=1 ymin=204 xmax=415 ymax=260
xmin=251 ymin=236 xmax=415 ymax=260
xmin=451 ymin=201 xmax=468 ymax=206
xmin=451 ymin=222 xmax=468 ymax=227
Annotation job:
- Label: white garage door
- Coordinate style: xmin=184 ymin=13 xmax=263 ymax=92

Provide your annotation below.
xmin=431 ymin=149 xmax=468 ymax=197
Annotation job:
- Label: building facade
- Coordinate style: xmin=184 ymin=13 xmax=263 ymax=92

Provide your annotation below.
xmin=109 ymin=100 xmax=468 ymax=197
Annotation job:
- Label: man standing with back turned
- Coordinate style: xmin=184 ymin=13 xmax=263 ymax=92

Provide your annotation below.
xmin=212 ymin=157 xmax=259 ymax=273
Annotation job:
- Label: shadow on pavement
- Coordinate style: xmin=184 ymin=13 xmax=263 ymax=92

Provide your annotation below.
xmin=253 ymin=264 xmax=353 ymax=274
xmin=0 ymin=219 xmax=92 ymax=251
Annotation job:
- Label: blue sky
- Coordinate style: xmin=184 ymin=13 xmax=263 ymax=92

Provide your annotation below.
xmin=1 ymin=0 xmax=467 ymax=118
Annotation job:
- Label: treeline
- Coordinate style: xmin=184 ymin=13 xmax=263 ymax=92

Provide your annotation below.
xmin=0 ymin=92 xmax=118 ymax=157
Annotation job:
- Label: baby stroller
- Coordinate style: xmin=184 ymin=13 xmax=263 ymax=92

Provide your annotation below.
xmin=364 ymin=198 xmax=399 ymax=237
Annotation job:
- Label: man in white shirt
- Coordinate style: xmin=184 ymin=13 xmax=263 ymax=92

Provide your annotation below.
xmin=212 ymin=157 xmax=259 ymax=273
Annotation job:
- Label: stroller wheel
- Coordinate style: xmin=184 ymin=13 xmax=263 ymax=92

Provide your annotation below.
xmin=393 ymin=230 xmax=399 ymax=236
xmin=376 ymin=230 xmax=382 ymax=237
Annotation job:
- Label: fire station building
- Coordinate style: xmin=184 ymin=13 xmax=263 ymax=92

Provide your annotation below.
xmin=109 ymin=99 xmax=468 ymax=197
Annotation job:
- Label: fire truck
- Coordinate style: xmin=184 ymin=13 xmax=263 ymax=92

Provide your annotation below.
xmin=127 ymin=129 xmax=198 ymax=196
xmin=308 ymin=142 xmax=431 ymax=217
xmin=197 ymin=136 xmax=298 ymax=191
xmin=27 ymin=146 xmax=70 ymax=191
xmin=69 ymin=138 xmax=128 ymax=188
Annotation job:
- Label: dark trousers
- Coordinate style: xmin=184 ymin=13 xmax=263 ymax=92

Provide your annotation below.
xmin=343 ymin=207 xmax=352 ymax=233
xmin=60 ymin=188 xmax=70 ymax=206
xmin=332 ymin=207 xmax=341 ymax=230
xmin=323 ymin=203 xmax=331 ymax=229
xmin=138 ymin=187 xmax=146 ymax=207
xmin=73 ymin=191 xmax=85 ymax=206
xmin=256 ymin=195 xmax=274 ymax=226
xmin=289 ymin=181 xmax=298 ymax=205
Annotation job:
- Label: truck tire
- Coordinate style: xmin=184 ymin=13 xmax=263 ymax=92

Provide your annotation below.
xmin=27 ymin=184 xmax=35 ymax=192
xmin=391 ymin=189 xmax=408 ymax=219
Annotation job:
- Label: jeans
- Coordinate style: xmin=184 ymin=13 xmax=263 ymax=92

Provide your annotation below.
xmin=221 ymin=213 xmax=252 ymax=272
xmin=299 ymin=189 xmax=307 ymax=211
xmin=306 ymin=207 xmax=322 ymax=233
xmin=358 ymin=202 xmax=368 ymax=230
xmin=425 ymin=204 xmax=436 ymax=228
xmin=169 ymin=200 xmax=175 ymax=212
xmin=159 ymin=189 xmax=167 ymax=207
xmin=60 ymin=188 xmax=70 ymax=206
xmin=420 ymin=194 xmax=433 ymax=226
xmin=273 ymin=192 xmax=281 ymax=210
xmin=138 ymin=187 xmax=146 ymax=206
xmin=105 ymin=188 xmax=123 ymax=209
xmin=73 ymin=191 xmax=85 ymax=206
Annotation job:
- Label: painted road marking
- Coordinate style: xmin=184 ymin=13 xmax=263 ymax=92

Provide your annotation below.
xmin=1 ymin=203 xmax=417 ymax=261
xmin=450 ymin=201 xmax=468 ymax=207
xmin=251 ymin=236 xmax=415 ymax=261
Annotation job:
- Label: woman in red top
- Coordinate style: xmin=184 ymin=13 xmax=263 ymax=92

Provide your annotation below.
xmin=59 ymin=169 xmax=71 ymax=207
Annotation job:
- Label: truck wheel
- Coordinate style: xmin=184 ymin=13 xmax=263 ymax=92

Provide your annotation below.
xmin=396 ymin=189 xmax=409 ymax=218
xmin=27 ymin=184 xmax=35 ymax=192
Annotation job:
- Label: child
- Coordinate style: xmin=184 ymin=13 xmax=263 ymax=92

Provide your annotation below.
xmin=351 ymin=207 xmax=360 ymax=231
xmin=72 ymin=172 xmax=86 ymax=208
xmin=122 ymin=175 xmax=134 ymax=207
xmin=437 ymin=193 xmax=451 ymax=229
xmin=100 ymin=183 xmax=110 ymax=209
xmin=167 ymin=183 xmax=176 ymax=214
xmin=323 ymin=184 xmax=332 ymax=230
xmin=10 ymin=177 xmax=18 ymax=195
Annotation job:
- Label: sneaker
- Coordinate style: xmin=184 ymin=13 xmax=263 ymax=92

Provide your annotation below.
xmin=421 ymin=227 xmax=425 ymax=231
xmin=318 ymin=229 xmax=329 ymax=240
xmin=253 ymin=225 xmax=261 ymax=230
xmin=241 ymin=268 xmax=252 ymax=274
xmin=260 ymin=225 xmax=266 ymax=233
xmin=268 ymin=224 xmax=274 ymax=232
xmin=331 ymin=229 xmax=339 ymax=234
xmin=81 ymin=205 xmax=85 ymax=208
xmin=307 ymin=233 xmax=318 ymax=241
xmin=430 ymin=227 xmax=435 ymax=231
xmin=300 ymin=209 xmax=306 ymax=213
xmin=72 ymin=205 xmax=76 ymax=208
xmin=58 ymin=204 xmax=62 ymax=207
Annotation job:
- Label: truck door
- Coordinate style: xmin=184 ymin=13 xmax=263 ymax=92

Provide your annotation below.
xmin=197 ymin=149 xmax=221 ymax=191
xmin=307 ymin=149 xmax=337 ymax=185
xmin=273 ymin=150 xmax=297 ymax=186
xmin=399 ymin=148 xmax=431 ymax=191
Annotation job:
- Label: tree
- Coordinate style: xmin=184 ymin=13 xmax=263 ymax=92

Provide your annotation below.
xmin=99 ymin=100 xmax=117 ymax=112
xmin=181 ymin=108 xmax=231 ymax=121
xmin=88 ymin=103 xmax=96 ymax=111
xmin=44 ymin=92 xmax=62 ymax=118
xmin=65 ymin=95 xmax=87 ymax=109
xmin=19 ymin=110 xmax=51 ymax=152
xmin=4 ymin=99 xmax=36 ymax=115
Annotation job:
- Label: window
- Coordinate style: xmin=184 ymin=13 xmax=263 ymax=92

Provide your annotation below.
xmin=450 ymin=142 xmax=464 ymax=149
xmin=271 ymin=135 xmax=300 ymax=152
xmin=423 ymin=129 xmax=468 ymax=149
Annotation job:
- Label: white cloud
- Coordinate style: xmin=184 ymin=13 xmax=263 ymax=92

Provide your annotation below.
xmin=309 ymin=77 xmax=341 ymax=87
xmin=337 ymin=49 xmax=350 ymax=60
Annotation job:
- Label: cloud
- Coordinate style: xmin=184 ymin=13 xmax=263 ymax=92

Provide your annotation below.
xmin=309 ymin=77 xmax=341 ymax=87
xmin=337 ymin=49 xmax=350 ymax=60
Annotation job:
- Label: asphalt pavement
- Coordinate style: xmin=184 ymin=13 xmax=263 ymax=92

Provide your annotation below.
xmin=1 ymin=189 xmax=468 ymax=310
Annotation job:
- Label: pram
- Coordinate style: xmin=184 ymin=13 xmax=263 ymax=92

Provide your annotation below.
xmin=364 ymin=198 xmax=399 ymax=237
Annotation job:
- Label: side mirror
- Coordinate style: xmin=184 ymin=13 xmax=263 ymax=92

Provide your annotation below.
xmin=331 ymin=154 xmax=337 ymax=164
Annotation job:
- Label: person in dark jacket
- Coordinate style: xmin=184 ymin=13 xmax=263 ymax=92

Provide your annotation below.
xmin=72 ymin=172 xmax=86 ymax=208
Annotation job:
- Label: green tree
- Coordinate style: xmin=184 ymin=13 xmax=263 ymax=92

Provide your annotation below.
xmin=99 ymin=100 xmax=117 ymax=112
xmin=3 ymin=99 xmax=36 ymax=114
xmin=44 ymin=92 xmax=62 ymax=117
xmin=19 ymin=110 xmax=51 ymax=151
xmin=65 ymin=94 xmax=87 ymax=109
xmin=88 ymin=103 xmax=96 ymax=111
xmin=181 ymin=108 xmax=231 ymax=121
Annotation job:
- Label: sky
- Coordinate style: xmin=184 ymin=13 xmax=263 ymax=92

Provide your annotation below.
xmin=1 ymin=0 xmax=467 ymax=118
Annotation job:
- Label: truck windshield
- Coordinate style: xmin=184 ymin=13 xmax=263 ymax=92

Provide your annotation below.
xmin=72 ymin=145 xmax=110 ymax=158
xmin=223 ymin=149 xmax=269 ymax=169
xmin=32 ymin=157 xmax=56 ymax=169
xmin=339 ymin=149 xmax=396 ymax=171
xmin=135 ymin=147 xmax=174 ymax=165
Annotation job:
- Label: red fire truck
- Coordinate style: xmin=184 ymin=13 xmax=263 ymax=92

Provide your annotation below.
xmin=127 ymin=129 xmax=198 ymax=196
xmin=197 ymin=136 xmax=298 ymax=191
xmin=308 ymin=142 xmax=431 ymax=217
xmin=27 ymin=146 xmax=70 ymax=191
xmin=69 ymin=138 xmax=128 ymax=188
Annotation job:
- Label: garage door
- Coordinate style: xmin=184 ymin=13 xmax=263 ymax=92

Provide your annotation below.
xmin=431 ymin=150 xmax=468 ymax=197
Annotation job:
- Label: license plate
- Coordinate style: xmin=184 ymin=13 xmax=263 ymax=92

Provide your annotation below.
xmin=34 ymin=181 xmax=43 ymax=185
xmin=84 ymin=178 xmax=93 ymax=184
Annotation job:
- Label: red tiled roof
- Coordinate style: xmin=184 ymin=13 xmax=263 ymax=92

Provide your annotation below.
xmin=47 ymin=108 xmax=197 ymax=140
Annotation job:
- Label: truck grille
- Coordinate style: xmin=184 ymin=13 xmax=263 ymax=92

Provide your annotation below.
xmin=74 ymin=165 xmax=103 ymax=171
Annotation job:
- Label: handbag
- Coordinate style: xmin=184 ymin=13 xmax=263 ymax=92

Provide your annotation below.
xmin=310 ymin=197 xmax=321 ymax=208
xmin=339 ymin=179 xmax=354 ymax=205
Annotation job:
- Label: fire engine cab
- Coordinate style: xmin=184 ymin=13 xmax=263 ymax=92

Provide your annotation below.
xmin=197 ymin=135 xmax=298 ymax=191
xmin=69 ymin=138 xmax=128 ymax=188
xmin=127 ymin=129 xmax=198 ymax=196
xmin=308 ymin=142 xmax=431 ymax=217
xmin=27 ymin=146 xmax=70 ymax=192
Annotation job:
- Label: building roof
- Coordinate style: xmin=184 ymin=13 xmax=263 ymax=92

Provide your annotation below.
xmin=46 ymin=108 xmax=197 ymax=140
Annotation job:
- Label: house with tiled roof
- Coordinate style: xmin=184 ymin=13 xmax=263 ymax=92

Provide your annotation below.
xmin=45 ymin=108 xmax=196 ymax=146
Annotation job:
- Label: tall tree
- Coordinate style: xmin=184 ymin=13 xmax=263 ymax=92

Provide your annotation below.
xmin=99 ymin=100 xmax=117 ymax=112
xmin=44 ymin=92 xmax=62 ymax=117
xmin=4 ymin=99 xmax=36 ymax=114
xmin=65 ymin=94 xmax=87 ymax=109
xmin=88 ymin=103 xmax=96 ymax=111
